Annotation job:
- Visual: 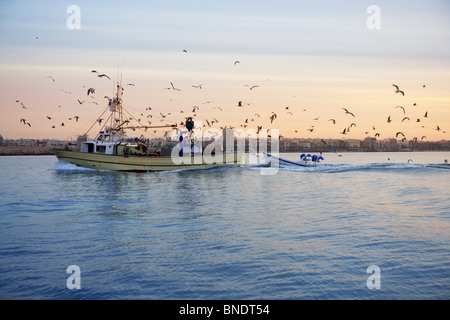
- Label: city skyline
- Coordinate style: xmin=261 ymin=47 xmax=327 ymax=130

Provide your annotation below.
xmin=1 ymin=1 xmax=449 ymax=141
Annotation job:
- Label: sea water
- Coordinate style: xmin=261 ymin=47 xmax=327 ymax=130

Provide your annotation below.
xmin=0 ymin=152 xmax=449 ymax=300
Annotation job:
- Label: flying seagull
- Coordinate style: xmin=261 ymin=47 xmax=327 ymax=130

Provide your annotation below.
xmin=170 ymin=82 xmax=181 ymax=91
xmin=392 ymin=84 xmax=404 ymax=96
xmin=245 ymin=85 xmax=259 ymax=90
xmin=91 ymin=70 xmax=110 ymax=80
xmin=396 ymin=106 xmax=406 ymax=114
xmin=87 ymin=88 xmax=95 ymax=96
xmin=98 ymin=74 xmax=111 ymax=80
xmin=342 ymin=108 xmax=355 ymax=117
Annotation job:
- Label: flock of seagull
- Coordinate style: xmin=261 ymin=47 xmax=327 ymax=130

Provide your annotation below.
xmin=15 ymin=64 xmax=446 ymax=143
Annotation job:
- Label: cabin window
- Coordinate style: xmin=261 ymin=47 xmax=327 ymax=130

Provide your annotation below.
xmin=96 ymin=145 xmax=106 ymax=153
xmin=82 ymin=143 xmax=94 ymax=153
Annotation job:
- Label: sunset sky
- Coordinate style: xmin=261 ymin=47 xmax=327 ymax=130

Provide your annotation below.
xmin=1 ymin=0 xmax=449 ymax=141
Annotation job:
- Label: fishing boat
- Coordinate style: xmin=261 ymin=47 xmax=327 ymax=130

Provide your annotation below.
xmin=264 ymin=153 xmax=324 ymax=167
xmin=52 ymin=80 xmax=242 ymax=172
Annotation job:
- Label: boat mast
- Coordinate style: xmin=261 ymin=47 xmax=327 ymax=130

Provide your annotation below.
xmin=109 ymin=75 xmax=125 ymax=135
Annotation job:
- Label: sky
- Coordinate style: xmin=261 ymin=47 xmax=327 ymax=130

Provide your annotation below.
xmin=1 ymin=0 xmax=449 ymax=141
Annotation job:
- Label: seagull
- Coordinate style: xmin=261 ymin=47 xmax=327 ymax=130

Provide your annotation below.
xmin=387 ymin=116 xmax=392 ymax=123
xmin=375 ymin=133 xmax=380 ymax=137
xmin=396 ymin=106 xmax=406 ymax=114
xmin=402 ymin=117 xmax=410 ymax=122
xmin=237 ymin=101 xmax=243 ymax=107
xmin=436 ymin=125 xmax=441 ymax=132
xmin=329 ymin=119 xmax=336 ymax=124
xmin=46 ymin=116 xmax=52 ymax=120
xmin=74 ymin=116 xmax=79 ymax=122
xmin=77 ymin=100 xmax=85 ymax=104
xmin=392 ymin=84 xmax=405 ymax=96
xmin=270 ymin=113 xmax=277 ymax=124
xmin=170 ymin=82 xmax=181 ymax=91
xmin=192 ymin=84 xmax=203 ymax=89
xmin=87 ymin=88 xmax=95 ymax=96
xmin=245 ymin=85 xmax=259 ymax=90
xmin=45 ymin=76 xmax=55 ymax=82
xmin=234 ymin=61 xmax=240 ymax=65
xmin=342 ymin=108 xmax=355 ymax=117
xmin=20 ymin=118 xmax=26 ymax=124
xmin=126 ymin=83 xmax=135 ymax=86
xmin=396 ymin=132 xmax=405 ymax=138
xmin=424 ymin=111 xmax=428 ymax=118
xmin=91 ymin=70 xmax=110 ymax=80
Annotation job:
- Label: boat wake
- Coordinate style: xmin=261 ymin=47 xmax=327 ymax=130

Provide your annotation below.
xmin=51 ymin=161 xmax=107 ymax=172
xmin=257 ymin=162 xmax=447 ymax=173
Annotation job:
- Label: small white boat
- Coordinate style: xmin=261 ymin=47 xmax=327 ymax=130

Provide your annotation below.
xmin=265 ymin=153 xmax=324 ymax=167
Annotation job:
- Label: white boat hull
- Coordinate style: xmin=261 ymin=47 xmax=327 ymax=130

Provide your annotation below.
xmin=265 ymin=153 xmax=322 ymax=167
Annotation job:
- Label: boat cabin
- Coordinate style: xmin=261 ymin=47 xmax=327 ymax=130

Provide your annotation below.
xmin=80 ymin=130 xmax=147 ymax=156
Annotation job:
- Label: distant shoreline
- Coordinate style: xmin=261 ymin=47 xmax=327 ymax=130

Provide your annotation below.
xmin=0 ymin=146 xmax=53 ymax=156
